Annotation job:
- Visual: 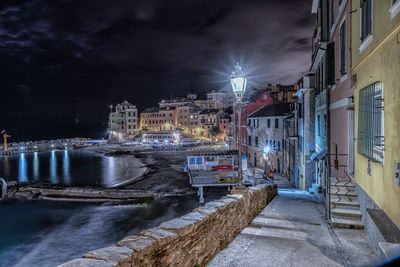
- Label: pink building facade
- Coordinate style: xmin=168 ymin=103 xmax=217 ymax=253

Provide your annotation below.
xmin=328 ymin=0 xmax=354 ymax=179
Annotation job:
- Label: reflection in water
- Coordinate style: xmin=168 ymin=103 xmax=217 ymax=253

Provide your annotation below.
xmin=104 ymin=156 xmax=116 ymax=186
xmin=50 ymin=151 xmax=58 ymax=184
xmin=33 ymin=152 xmax=39 ymax=180
xmin=3 ymin=156 xmax=9 ymax=179
xmin=63 ymin=150 xmax=70 ymax=184
xmin=18 ymin=153 xmax=28 ymax=182
xmin=0 ymin=150 xmax=145 ymax=187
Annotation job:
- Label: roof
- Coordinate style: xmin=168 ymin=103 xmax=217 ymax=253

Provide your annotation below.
xmin=188 ymin=150 xmax=238 ymax=156
xmin=182 ymin=102 xmax=201 ymax=108
xmin=141 ymin=107 xmax=159 ymax=113
xmin=248 ymin=103 xmax=292 ymax=118
xmin=199 ymin=109 xmax=220 ymax=115
xmin=220 ymin=115 xmax=230 ymax=120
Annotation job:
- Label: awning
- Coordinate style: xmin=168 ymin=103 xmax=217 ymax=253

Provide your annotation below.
xmin=310 ymin=151 xmax=319 ymax=161
xmin=310 ymin=149 xmax=327 ymax=161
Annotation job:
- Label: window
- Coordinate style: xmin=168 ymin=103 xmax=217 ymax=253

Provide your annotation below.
xmin=248 ymin=136 xmax=252 ymax=146
xmin=358 ymin=82 xmax=384 ymax=163
xmin=278 ymin=141 xmax=280 ymax=151
xmin=267 ymin=119 xmax=271 ymax=128
xmin=390 ymin=0 xmax=400 ymax=19
xmin=360 ymin=0 xmax=372 ymax=42
xmin=330 ymin=0 xmax=335 ymax=28
xmin=340 ymin=20 xmax=346 ymax=76
xmin=317 ymin=115 xmax=321 ymax=136
xmin=255 ymin=136 xmax=258 ymax=147
xmin=273 ymin=140 xmax=276 ymax=150
xmin=275 ymin=119 xmax=279 ymax=128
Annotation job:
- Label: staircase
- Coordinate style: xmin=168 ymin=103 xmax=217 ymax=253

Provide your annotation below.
xmin=329 ymin=177 xmax=364 ymax=229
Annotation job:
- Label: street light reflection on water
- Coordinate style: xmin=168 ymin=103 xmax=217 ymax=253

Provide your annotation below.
xmin=18 ymin=153 xmax=28 ymax=182
xmin=33 ymin=152 xmax=39 ymax=180
xmin=50 ymin=150 xmax=58 ymax=184
xmin=0 ymin=150 xmax=145 ymax=187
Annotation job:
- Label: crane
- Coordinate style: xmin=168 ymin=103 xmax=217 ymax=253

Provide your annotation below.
xmin=1 ymin=130 xmax=11 ymax=151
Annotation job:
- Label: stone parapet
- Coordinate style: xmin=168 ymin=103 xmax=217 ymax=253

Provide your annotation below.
xmin=58 ymin=184 xmax=278 ymax=267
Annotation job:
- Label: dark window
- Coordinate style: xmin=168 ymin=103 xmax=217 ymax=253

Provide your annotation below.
xmin=330 ymin=0 xmax=335 ymax=28
xmin=318 ymin=115 xmax=321 ymax=136
xmin=278 ymin=141 xmax=280 ymax=151
xmin=267 ymin=119 xmax=271 ymax=128
xmin=275 ymin=119 xmax=279 ymax=128
xmin=248 ymin=136 xmax=252 ymax=146
xmin=255 ymin=136 xmax=259 ymax=147
xmin=360 ymin=0 xmax=372 ymax=42
xmin=340 ymin=20 xmax=346 ymax=76
xmin=327 ymin=42 xmax=335 ymax=85
xmin=273 ymin=140 xmax=276 ymax=150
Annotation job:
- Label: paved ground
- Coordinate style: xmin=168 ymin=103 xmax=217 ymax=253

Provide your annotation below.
xmin=209 ymin=187 xmax=380 ymax=267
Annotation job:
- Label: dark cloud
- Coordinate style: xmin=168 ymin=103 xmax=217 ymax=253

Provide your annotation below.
xmin=0 ymin=0 xmax=315 ymax=140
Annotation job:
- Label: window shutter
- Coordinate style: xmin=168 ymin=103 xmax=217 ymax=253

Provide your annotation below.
xmin=327 ymin=42 xmax=335 ymax=85
xmin=340 ymin=21 xmax=346 ymax=76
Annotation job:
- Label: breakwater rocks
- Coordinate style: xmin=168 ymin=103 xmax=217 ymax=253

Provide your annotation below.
xmin=3 ymin=182 xmax=155 ymax=203
xmin=59 ymin=184 xmax=278 ymax=267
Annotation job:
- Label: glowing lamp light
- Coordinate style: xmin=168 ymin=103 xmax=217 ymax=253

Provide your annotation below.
xmin=263 ymin=145 xmax=271 ymax=154
xmin=230 ymin=62 xmax=247 ymax=99
xmin=154 ymin=139 xmax=160 ymax=144
xmin=19 ymin=146 xmax=25 ymax=151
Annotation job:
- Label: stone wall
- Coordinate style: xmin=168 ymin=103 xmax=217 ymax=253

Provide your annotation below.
xmin=58 ymin=184 xmax=278 ymax=267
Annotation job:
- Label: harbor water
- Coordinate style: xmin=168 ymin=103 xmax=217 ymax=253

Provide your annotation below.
xmin=0 ymin=150 xmax=204 ymax=266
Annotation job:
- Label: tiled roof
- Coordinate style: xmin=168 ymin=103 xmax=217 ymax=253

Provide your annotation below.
xmin=248 ymin=103 xmax=292 ymax=118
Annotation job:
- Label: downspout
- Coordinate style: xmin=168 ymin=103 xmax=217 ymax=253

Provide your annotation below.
xmin=326 ymin=86 xmax=331 ymax=220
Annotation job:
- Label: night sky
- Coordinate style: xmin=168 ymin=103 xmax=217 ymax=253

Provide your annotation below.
xmin=0 ymin=0 xmax=315 ymax=141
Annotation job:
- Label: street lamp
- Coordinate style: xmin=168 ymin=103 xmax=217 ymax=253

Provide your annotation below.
xmin=230 ymin=62 xmax=247 ymax=187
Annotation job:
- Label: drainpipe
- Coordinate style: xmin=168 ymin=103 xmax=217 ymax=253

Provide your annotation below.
xmin=326 ymin=88 xmax=331 ymax=220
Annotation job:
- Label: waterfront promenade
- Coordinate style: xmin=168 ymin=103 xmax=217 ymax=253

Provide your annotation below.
xmin=210 ymin=180 xmax=379 ymax=267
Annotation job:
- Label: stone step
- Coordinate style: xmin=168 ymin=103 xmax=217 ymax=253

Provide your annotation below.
xmin=331 ymin=200 xmax=360 ymax=208
xmin=330 ymin=186 xmax=355 ymax=192
xmin=331 ymin=217 xmax=364 ymax=229
xmin=330 ymin=181 xmax=355 ymax=187
xmin=332 ymin=208 xmax=362 ymax=218
xmin=330 ymin=190 xmax=357 ymax=197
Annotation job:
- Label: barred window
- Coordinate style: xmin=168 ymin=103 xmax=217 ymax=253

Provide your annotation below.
xmin=357 ymin=82 xmax=384 ymax=163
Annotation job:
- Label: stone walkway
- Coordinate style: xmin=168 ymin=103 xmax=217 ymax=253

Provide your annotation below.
xmin=209 ymin=190 xmax=380 ymax=267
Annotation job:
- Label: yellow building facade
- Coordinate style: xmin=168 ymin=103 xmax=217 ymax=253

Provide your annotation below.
xmin=352 ymin=0 xmax=400 ymax=227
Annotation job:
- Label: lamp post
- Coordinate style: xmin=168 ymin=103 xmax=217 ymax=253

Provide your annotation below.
xmin=230 ymin=63 xmax=247 ymax=187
